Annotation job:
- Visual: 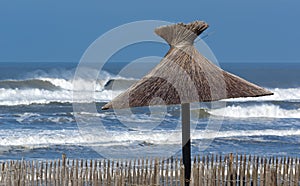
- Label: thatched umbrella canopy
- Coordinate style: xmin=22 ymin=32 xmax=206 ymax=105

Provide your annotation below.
xmin=102 ymin=21 xmax=273 ymax=185
xmin=102 ymin=21 xmax=272 ymax=110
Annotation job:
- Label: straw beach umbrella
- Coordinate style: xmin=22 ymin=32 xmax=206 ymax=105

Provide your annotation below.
xmin=102 ymin=21 xmax=273 ymax=185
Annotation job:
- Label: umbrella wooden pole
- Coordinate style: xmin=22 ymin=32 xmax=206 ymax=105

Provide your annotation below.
xmin=181 ymin=103 xmax=191 ymax=186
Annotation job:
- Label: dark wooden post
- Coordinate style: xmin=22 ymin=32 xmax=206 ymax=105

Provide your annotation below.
xmin=182 ymin=103 xmax=191 ymax=186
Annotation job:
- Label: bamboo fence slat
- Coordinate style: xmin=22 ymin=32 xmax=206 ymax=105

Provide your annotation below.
xmin=0 ymin=154 xmax=300 ymax=185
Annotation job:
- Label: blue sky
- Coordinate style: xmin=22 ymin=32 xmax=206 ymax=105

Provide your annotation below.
xmin=0 ymin=0 xmax=299 ymax=63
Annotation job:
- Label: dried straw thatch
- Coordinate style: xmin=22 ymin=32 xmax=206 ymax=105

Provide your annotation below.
xmin=102 ymin=21 xmax=272 ymax=110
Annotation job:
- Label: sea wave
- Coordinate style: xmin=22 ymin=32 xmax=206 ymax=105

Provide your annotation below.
xmin=0 ymin=69 xmax=299 ymax=106
xmin=225 ymin=88 xmax=300 ymax=102
xmin=0 ymin=129 xmax=299 ymax=147
xmin=209 ymin=104 xmax=300 ymax=118
xmin=0 ymin=88 xmax=123 ymax=106
xmin=1 ymin=87 xmax=300 ymax=106
xmin=0 ymin=70 xmax=135 ymax=91
xmin=0 ymin=79 xmax=62 ymax=90
xmin=14 ymin=112 xmax=75 ymax=124
xmin=0 ymin=70 xmax=130 ymax=106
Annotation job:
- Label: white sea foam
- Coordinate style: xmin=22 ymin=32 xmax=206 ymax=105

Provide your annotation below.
xmin=38 ymin=78 xmax=74 ymax=90
xmin=226 ymin=88 xmax=300 ymax=102
xmin=192 ymin=129 xmax=300 ymax=139
xmin=0 ymin=128 xmax=299 ymax=147
xmin=14 ymin=112 xmax=75 ymax=123
xmin=0 ymin=88 xmax=73 ymax=105
xmin=209 ymin=104 xmax=300 ymax=118
xmin=15 ymin=113 xmax=41 ymax=123
xmin=0 ymin=88 xmax=123 ymax=106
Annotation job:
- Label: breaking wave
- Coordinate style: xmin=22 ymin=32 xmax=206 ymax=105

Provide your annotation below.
xmin=225 ymin=88 xmax=300 ymax=102
xmin=209 ymin=104 xmax=300 ymax=118
xmin=0 ymin=70 xmax=133 ymax=106
xmin=0 ymin=128 xmax=299 ymax=147
xmin=0 ymin=68 xmax=299 ymax=106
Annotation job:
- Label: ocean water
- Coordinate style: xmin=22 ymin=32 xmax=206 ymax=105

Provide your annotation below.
xmin=0 ymin=62 xmax=300 ymax=160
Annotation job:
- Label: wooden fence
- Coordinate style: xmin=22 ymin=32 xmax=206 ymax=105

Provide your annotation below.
xmin=0 ymin=154 xmax=299 ymax=185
